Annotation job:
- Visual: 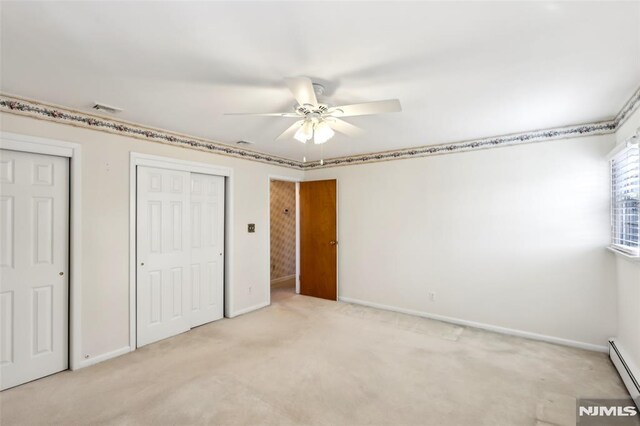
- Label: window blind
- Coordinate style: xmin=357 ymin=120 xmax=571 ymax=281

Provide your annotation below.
xmin=611 ymin=144 xmax=640 ymax=255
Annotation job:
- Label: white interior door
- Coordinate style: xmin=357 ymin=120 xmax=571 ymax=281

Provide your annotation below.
xmin=0 ymin=149 xmax=69 ymax=390
xmin=190 ymin=173 xmax=225 ymax=327
xmin=137 ymin=166 xmax=191 ymax=347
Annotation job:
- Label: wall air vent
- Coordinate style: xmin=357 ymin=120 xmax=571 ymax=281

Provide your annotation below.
xmin=92 ymin=102 xmax=123 ymax=114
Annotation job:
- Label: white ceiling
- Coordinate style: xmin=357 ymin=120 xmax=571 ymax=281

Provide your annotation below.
xmin=1 ymin=1 xmax=639 ymax=162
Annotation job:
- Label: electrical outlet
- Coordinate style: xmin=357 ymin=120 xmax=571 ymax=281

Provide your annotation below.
xmin=248 ymin=223 xmax=255 ymax=233
xmin=428 ymin=292 xmax=436 ymax=302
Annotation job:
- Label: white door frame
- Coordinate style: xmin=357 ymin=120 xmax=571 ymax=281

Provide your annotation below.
xmin=0 ymin=131 xmax=83 ymax=370
xmin=129 ymin=152 xmax=233 ymax=349
xmin=267 ymin=175 xmax=301 ymax=302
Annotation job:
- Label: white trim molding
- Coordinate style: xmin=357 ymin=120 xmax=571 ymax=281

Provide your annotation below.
xmin=76 ymin=346 xmax=131 ymax=369
xmin=2 ymin=87 xmax=640 ymax=170
xmin=0 ymin=131 xmax=84 ymax=370
xmin=228 ymin=301 xmax=270 ymax=318
xmin=271 ymin=275 xmax=296 ymax=284
xmin=129 ymin=152 xmax=235 ymax=350
xmin=339 ymin=296 xmax=608 ymax=353
xmin=607 ymin=246 xmax=640 ymax=263
xmin=270 ymin=275 xmax=296 ymax=290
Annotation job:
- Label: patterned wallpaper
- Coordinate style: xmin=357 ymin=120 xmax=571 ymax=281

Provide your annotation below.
xmin=270 ymin=180 xmax=296 ymax=281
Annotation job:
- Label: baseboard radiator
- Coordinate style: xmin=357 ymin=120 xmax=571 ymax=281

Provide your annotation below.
xmin=609 ymin=339 xmax=640 ymax=410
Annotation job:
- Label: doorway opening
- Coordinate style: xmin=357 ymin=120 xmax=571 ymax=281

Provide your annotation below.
xmin=268 ymin=177 xmax=338 ymax=304
xmin=269 ymin=178 xmax=300 ymax=303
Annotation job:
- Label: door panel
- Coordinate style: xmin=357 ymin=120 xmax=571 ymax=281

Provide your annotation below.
xmin=300 ymin=180 xmax=337 ymax=301
xmin=137 ymin=168 xmax=225 ymax=346
xmin=0 ymin=149 xmax=69 ymax=390
xmin=137 ymin=166 xmax=191 ymax=347
xmin=190 ymin=173 xmax=224 ymax=327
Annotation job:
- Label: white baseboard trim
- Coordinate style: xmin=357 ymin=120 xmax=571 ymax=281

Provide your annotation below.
xmin=338 ymin=296 xmax=608 ymax=353
xmin=271 ymin=275 xmax=295 ymax=285
xmin=229 ymin=301 xmax=270 ymax=318
xmin=74 ymin=345 xmax=131 ymax=370
xmin=609 ymin=339 xmax=640 ymax=409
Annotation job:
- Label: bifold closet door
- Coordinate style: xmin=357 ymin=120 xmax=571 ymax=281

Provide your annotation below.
xmin=0 ymin=149 xmax=69 ymax=390
xmin=189 ymin=173 xmax=225 ymax=327
xmin=137 ymin=166 xmax=191 ymax=347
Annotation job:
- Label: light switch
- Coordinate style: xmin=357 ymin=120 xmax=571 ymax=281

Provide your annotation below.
xmin=248 ymin=223 xmax=255 ymax=233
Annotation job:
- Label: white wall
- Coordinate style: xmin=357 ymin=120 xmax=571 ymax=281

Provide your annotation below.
xmin=0 ymin=108 xmax=625 ymax=363
xmin=0 ymin=112 xmax=303 ymax=362
xmin=306 ymin=134 xmax=617 ymax=349
xmin=614 ymin=107 xmax=640 ymax=367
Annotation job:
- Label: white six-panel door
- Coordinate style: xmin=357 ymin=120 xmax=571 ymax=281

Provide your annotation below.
xmin=190 ymin=173 xmax=225 ymax=327
xmin=137 ymin=167 xmax=225 ymax=347
xmin=0 ymin=149 xmax=69 ymax=390
xmin=137 ymin=167 xmax=191 ymax=347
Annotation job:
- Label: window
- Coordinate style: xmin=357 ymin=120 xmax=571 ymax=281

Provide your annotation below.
xmin=611 ymin=143 xmax=639 ymax=256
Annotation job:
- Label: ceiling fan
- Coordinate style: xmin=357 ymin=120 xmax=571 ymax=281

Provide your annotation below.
xmin=226 ymin=77 xmax=402 ymax=145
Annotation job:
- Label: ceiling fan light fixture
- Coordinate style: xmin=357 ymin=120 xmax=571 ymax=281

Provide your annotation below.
xmin=314 ymin=120 xmax=335 ymax=144
xmin=293 ymin=130 xmax=308 ymax=143
xmin=226 ymin=77 xmax=401 ymax=143
xmin=294 ymin=119 xmax=314 ymax=143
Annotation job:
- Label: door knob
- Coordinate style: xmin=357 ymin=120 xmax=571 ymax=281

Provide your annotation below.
xmin=329 ymin=241 xmax=338 ymax=245
xmin=140 ymin=262 xmax=145 ymax=266
xmin=59 ymin=272 xmax=64 ymax=276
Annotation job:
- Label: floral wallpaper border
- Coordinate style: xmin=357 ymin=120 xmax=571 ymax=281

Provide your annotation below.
xmin=1 ymin=87 xmax=639 ymax=170
xmin=304 ymin=86 xmax=640 ymax=169
xmin=0 ymin=94 xmax=304 ymax=169
xmin=303 ymin=120 xmax=617 ymax=169
xmin=614 ymin=85 xmax=640 ymax=128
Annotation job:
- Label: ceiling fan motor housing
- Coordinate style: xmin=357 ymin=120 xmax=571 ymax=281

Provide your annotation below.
xmin=226 ymin=76 xmax=401 ymax=147
xmin=312 ymin=82 xmax=325 ymax=97
xmin=295 ymin=104 xmax=329 ymax=119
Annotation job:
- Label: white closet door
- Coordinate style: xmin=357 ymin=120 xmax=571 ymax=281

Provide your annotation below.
xmin=190 ymin=173 xmax=225 ymax=327
xmin=137 ymin=166 xmax=191 ymax=347
xmin=0 ymin=149 xmax=69 ymax=390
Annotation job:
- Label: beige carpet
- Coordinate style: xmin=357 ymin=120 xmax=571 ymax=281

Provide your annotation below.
xmin=0 ymin=287 xmax=634 ymax=425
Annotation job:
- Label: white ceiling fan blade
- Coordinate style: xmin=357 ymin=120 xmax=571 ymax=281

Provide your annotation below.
xmin=329 ymin=99 xmax=402 ymax=117
xmin=285 ymin=77 xmax=318 ymax=107
xmin=328 ymin=118 xmax=365 ymax=137
xmin=225 ymin=112 xmax=299 ymax=117
xmin=276 ymin=120 xmax=304 ymax=140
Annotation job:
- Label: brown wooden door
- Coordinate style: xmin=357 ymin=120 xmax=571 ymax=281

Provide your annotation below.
xmin=300 ymin=179 xmax=337 ymax=300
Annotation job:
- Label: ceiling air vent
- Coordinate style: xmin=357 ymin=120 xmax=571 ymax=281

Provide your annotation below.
xmin=92 ymin=102 xmax=122 ymax=114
